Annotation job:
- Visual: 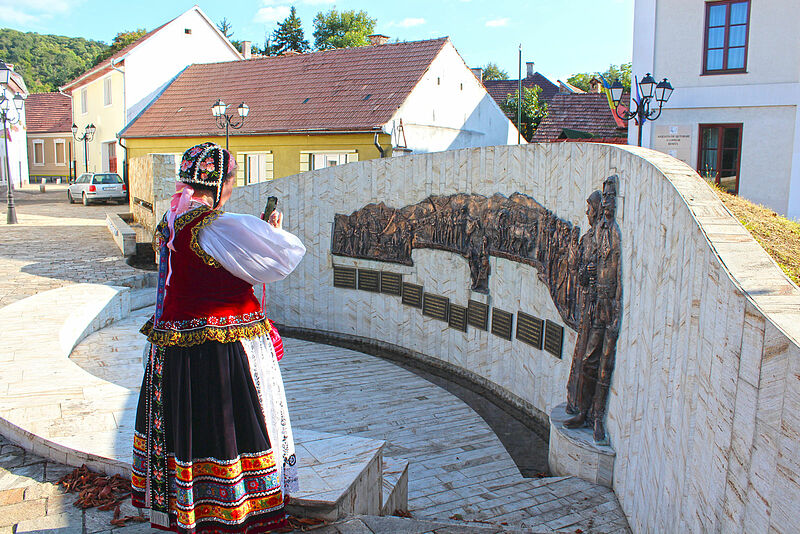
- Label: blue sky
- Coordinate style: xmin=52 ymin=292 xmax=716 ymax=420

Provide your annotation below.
xmin=4 ymin=0 xmax=633 ymax=82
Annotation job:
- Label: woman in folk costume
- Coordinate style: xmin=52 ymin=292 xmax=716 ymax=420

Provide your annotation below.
xmin=131 ymin=142 xmax=306 ymax=533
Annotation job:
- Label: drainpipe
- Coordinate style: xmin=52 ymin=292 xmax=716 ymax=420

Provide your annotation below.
xmin=374 ymin=133 xmax=385 ymax=158
xmin=111 ymin=58 xmax=126 ymax=176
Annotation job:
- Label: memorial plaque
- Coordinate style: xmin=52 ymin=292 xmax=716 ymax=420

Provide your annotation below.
xmin=448 ymin=304 xmax=468 ymax=332
xmin=401 ymin=283 xmax=423 ymax=308
xmin=491 ymin=308 xmax=513 ymax=340
xmin=544 ymin=320 xmax=564 ymax=358
xmin=423 ymin=293 xmax=449 ymax=322
xmin=357 ymin=269 xmax=380 ymax=292
xmin=516 ymin=311 xmax=544 ymax=349
xmin=380 ymin=271 xmax=402 ymax=296
xmin=332 ymin=265 xmax=357 ymax=289
xmin=467 ymin=299 xmax=489 ymax=330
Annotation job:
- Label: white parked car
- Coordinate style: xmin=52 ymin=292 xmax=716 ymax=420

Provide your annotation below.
xmin=68 ymin=173 xmax=127 ymax=205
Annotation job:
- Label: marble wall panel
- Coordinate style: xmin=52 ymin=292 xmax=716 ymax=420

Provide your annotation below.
xmin=207 ymin=143 xmax=800 ymax=534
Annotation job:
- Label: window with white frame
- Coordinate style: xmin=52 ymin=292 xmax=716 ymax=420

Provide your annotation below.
xmin=81 ymin=89 xmax=88 ymax=114
xmin=103 ymin=77 xmax=112 ymax=106
xmin=245 ymin=152 xmax=274 ymax=185
xmin=33 ymin=140 xmax=45 ymax=166
xmin=54 ymin=139 xmax=66 ymax=165
xmin=300 ymin=151 xmax=358 ymax=172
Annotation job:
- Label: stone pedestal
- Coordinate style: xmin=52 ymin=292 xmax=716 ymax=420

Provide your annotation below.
xmin=548 ymin=403 xmax=615 ymax=488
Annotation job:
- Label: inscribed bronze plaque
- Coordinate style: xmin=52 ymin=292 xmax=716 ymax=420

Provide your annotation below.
xmin=467 ymin=299 xmax=489 ymax=330
xmin=516 ymin=311 xmax=544 ymax=349
xmin=357 ymin=269 xmax=380 ymax=292
xmin=423 ymin=293 xmax=449 ymax=322
xmin=449 ymin=304 xmax=468 ymax=332
xmin=380 ymin=271 xmax=402 ymax=296
xmin=332 ymin=266 xmax=357 ymax=289
xmin=401 ymin=283 xmax=423 ymax=308
xmin=544 ymin=320 xmax=564 ymax=358
xmin=491 ymin=308 xmax=513 ymax=340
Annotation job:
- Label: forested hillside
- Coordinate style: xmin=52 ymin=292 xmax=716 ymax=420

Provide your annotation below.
xmin=0 ymin=28 xmax=108 ymax=93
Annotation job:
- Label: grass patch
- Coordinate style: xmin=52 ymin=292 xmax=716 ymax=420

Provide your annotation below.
xmin=713 ymin=187 xmax=800 ymax=286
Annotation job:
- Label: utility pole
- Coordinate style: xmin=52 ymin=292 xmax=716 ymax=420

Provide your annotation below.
xmin=517 ymin=44 xmax=522 ymax=145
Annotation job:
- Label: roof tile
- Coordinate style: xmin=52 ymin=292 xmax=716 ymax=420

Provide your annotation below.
xmin=122 ymin=38 xmax=449 ymax=138
xmin=531 ymin=93 xmax=628 ymax=142
xmin=25 ymin=92 xmax=72 ymax=134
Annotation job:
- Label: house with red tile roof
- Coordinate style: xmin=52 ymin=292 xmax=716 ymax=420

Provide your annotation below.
xmin=59 ymin=6 xmax=241 ymax=181
xmin=25 ymin=92 xmax=74 ymax=183
xmin=120 ymin=37 xmax=520 ymax=184
xmin=481 ymin=62 xmax=559 ymax=115
xmin=530 ymin=93 xmax=628 ymax=144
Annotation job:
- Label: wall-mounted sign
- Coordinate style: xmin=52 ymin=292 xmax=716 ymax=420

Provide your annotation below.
xmin=653 ymin=125 xmax=692 ymax=165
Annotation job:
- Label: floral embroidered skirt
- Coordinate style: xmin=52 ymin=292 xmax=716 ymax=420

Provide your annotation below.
xmin=132 ymin=337 xmax=298 ymax=533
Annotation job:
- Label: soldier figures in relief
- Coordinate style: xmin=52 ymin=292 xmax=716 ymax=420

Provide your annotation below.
xmin=564 ymin=175 xmax=623 ymax=443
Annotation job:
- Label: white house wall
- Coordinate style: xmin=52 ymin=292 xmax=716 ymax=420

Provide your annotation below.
xmin=632 ymin=0 xmax=800 ymax=218
xmin=386 ymin=41 xmax=520 ymax=153
xmin=1 ymin=85 xmax=28 ymax=187
xmin=124 ymin=8 xmax=240 ymax=124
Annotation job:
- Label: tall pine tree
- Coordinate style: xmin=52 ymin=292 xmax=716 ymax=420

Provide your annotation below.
xmin=270 ymin=7 xmax=309 ymax=55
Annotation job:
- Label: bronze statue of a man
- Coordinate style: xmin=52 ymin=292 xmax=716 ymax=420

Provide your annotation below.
xmin=565 ymin=190 xmax=602 ymax=414
xmin=565 ymin=175 xmax=622 ymax=443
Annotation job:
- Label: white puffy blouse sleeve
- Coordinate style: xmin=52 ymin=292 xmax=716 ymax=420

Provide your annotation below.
xmin=197 ymin=212 xmax=306 ymax=285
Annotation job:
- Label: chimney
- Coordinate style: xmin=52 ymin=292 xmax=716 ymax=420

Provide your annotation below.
xmin=368 ymin=34 xmax=389 ymax=46
xmin=526 ymin=61 xmax=535 ymax=78
xmin=470 ymin=68 xmax=483 ymax=82
xmin=589 ymin=78 xmax=603 ymax=93
xmin=242 ymin=41 xmax=252 ymax=60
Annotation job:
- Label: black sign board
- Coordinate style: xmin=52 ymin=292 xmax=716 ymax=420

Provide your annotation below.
xmin=516 ymin=311 xmax=544 ymax=349
xmin=357 ymin=269 xmax=380 ymax=292
xmin=491 ymin=308 xmax=513 ymax=340
xmin=332 ymin=266 xmax=357 ymax=289
xmin=448 ymin=304 xmax=468 ymax=332
xmin=423 ymin=293 xmax=449 ymax=322
xmin=401 ymin=283 xmax=423 ymax=308
xmin=467 ymin=299 xmax=489 ymax=330
xmin=380 ymin=271 xmax=402 ymax=296
xmin=544 ymin=320 xmax=564 ymax=358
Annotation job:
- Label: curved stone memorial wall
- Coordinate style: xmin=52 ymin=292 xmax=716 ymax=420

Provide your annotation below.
xmin=221 ymin=143 xmax=800 ymax=533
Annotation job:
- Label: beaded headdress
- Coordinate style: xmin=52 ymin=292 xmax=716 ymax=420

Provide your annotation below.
xmin=177 ymin=142 xmax=234 ymax=206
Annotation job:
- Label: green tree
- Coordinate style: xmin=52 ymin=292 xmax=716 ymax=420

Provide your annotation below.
xmin=567 ymin=62 xmax=631 ymax=92
xmin=482 ymin=62 xmax=509 ymax=81
xmin=0 ymin=28 xmax=108 ymax=92
xmin=94 ymin=29 xmax=147 ymax=64
xmin=499 ymin=86 xmax=548 ymax=141
xmin=270 ymin=6 xmax=310 ymax=54
xmin=312 ymin=8 xmax=376 ymax=50
xmin=217 ymin=17 xmax=242 ymax=52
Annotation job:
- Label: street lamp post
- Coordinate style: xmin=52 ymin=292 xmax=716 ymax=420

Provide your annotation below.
xmin=610 ymin=73 xmax=674 ymax=147
xmin=71 ymin=123 xmax=96 ymax=173
xmin=0 ymin=61 xmax=25 ymax=225
xmin=211 ymin=99 xmax=249 ymax=151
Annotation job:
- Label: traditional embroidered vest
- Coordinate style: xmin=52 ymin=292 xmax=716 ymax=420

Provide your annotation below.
xmin=142 ymin=207 xmax=270 ymax=347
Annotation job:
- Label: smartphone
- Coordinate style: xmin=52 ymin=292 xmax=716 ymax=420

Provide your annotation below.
xmin=263 ymin=196 xmax=278 ymax=220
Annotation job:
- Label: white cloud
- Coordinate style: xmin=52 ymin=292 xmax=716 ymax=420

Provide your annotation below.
xmin=388 ymin=18 xmax=426 ymax=28
xmin=485 ymin=17 xmax=509 ymax=27
xmin=0 ymin=0 xmax=82 ymax=25
xmin=299 ymin=0 xmax=335 ymax=5
xmin=254 ymin=5 xmax=292 ymax=23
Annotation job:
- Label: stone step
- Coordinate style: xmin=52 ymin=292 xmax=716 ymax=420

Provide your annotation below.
xmin=128 ymin=287 xmax=155 ymax=311
xmin=381 ymin=456 xmax=409 ymax=516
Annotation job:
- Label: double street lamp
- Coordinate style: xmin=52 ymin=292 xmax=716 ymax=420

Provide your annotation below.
xmin=0 ymin=61 xmax=25 ymax=225
xmin=71 ymin=123 xmax=96 ymax=174
xmin=610 ymin=73 xmax=674 ymax=147
xmin=211 ymin=99 xmax=249 ymax=150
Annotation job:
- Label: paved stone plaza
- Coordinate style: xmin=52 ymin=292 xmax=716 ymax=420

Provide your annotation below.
xmin=0 ymin=188 xmax=629 ymax=532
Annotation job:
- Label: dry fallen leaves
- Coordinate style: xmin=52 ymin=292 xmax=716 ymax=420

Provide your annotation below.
xmin=58 ymin=465 xmax=146 ymax=528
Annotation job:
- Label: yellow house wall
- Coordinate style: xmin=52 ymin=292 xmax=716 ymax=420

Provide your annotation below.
xmin=124 ymin=132 xmax=393 ymax=180
xmin=70 ymin=69 xmax=125 ymax=173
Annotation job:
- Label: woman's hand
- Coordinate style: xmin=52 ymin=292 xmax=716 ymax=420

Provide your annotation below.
xmin=268 ymin=210 xmax=283 ymax=230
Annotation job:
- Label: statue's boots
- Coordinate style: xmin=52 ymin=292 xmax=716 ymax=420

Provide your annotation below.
xmin=563 ymin=412 xmax=587 ymax=429
xmin=565 ymin=403 xmax=578 ymax=415
xmin=593 ymin=418 xmax=606 ymax=442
